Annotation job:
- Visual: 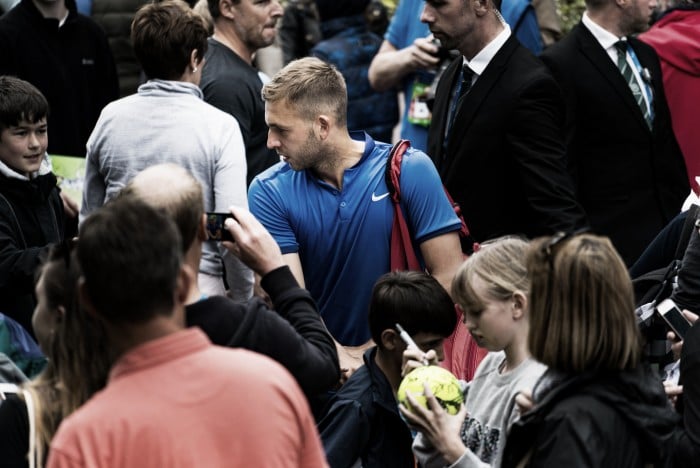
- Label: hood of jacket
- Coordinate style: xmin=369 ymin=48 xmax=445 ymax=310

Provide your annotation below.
xmin=137 ymin=79 xmax=203 ymax=100
xmin=0 ymin=153 xmax=51 ymax=181
xmin=0 ymin=155 xmax=57 ymax=203
xmin=640 ymin=7 xmax=700 ymax=77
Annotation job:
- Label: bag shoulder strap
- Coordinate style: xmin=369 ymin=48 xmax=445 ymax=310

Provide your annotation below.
xmin=674 ymin=204 xmax=700 ymax=260
xmin=385 ymin=140 xmax=421 ymax=271
xmin=385 ymin=140 xmax=469 ymax=237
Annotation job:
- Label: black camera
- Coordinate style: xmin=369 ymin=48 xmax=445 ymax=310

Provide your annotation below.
xmin=205 ymin=212 xmax=235 ymax=242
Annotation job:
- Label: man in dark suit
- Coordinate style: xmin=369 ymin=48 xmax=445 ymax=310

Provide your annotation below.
xmin=424 ymin=0 xmax=586 ymax=251
xmin=540 ymin=0 xmax=689 ymax=266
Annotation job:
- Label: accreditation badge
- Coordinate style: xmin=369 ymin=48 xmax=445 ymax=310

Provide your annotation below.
xmin=407 ymin=78 xmax=432 ymax=128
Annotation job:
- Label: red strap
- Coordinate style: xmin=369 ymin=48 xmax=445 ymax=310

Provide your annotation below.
xmin=388 ymin=141 xmax=483 ymax=381
xmin=387 ymin=140 xmax=470 ymax=271
xmin=391 ymin=203 xmax=422 ymax=271
xmin=443 ymin=188 xmax=470 ymax=238
xmin=441 ymin=305 xmax=488 ymax=381
xmin=388 ymin=140 xmax=421 ymax=271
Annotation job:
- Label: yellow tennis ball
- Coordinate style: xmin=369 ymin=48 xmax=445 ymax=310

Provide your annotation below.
xmin=397 ymin=365 xmax=463 ymax=415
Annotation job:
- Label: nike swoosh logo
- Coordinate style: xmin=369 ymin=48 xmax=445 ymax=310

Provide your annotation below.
xmin=372 ymin=192 xmax=390 ymax=202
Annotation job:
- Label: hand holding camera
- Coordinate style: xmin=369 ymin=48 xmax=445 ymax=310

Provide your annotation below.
xmin=217 ymin=206 xmax=285 ymax=277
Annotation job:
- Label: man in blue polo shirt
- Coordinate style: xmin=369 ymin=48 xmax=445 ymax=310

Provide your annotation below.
xmin=249 ymin=57 xmax=463 ymax=381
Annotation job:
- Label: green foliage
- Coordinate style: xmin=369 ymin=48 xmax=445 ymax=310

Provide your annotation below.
xmin=556 ymin=0 xmax=587 ymax=34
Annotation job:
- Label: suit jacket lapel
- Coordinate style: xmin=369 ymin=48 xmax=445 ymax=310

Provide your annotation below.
xmin=444 ymin=35 xmax=519 ymax=169
xmin=429 ymin=57 xmax=461 ymax=174
xmin=575 ymin=24 xmax=649 ymax=130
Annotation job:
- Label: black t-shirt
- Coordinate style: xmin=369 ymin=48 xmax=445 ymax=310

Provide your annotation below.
xmin=200 ymin=38 xmax=279 ymax=185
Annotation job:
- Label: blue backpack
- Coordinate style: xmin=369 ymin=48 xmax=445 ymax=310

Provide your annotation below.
xmin=311 ymin=14 xmax=399 ymax=143
xmin=0 ymin=313 xmax=46 ymax=379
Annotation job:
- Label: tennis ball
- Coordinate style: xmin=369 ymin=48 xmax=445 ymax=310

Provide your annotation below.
xmin=397 ymin=365 xmax=463 ymax=415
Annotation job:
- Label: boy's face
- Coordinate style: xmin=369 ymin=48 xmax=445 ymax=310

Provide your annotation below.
xmin=412 ymin=332 xmax=446 ymax=362
xmin=0 ymin=118 xmax=48 ymax=177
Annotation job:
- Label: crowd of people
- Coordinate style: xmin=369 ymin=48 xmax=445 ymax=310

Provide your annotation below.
xmin=0 ymin=0 xmax=699 ymax=465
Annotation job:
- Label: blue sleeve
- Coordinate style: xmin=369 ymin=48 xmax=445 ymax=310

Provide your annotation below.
xmin=400 ymin=150 xmax=462 ymax=243
xmin=248 ymin=176 xmax=299 ymax=255
xmin=384 ymin=0 xmax=411 ymax=47
xmin=318 ymin=399 xmax=370 ymax=468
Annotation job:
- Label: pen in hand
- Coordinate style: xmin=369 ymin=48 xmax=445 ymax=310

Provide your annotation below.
xmin=396 ymin=323 xmax=430 ymax=366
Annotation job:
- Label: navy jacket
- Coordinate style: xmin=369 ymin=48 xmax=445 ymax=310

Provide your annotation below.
xmin=318 ymin=347 xmax=414 ymax=468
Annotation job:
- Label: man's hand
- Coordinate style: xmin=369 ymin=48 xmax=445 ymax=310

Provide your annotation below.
xmin=405 ymin=36 xmax=441 ymax=70
xmin=369 ymin=37 xmax=441 ymax=92
xmin=222 ymin=206 xmax=284 ymax=276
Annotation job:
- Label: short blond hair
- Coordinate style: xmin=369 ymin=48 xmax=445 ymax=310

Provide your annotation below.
xmin=261 ymin=57 xmax=347 ymax=126
xmin=452 ymin=236 xmax=530 ymax=314
xmin=527 ymin=234 xmax=641 ymax=373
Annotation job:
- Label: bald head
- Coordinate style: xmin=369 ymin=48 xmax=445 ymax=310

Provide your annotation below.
xmin=121 ymin=164 xmax=205 ymax=253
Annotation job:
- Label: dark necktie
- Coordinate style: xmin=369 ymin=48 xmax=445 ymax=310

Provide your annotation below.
xmin=443 ymin=65 xmax=475 ymax=153
xmin=458 ymin=65 xmax=475 ymax=102
xmin=614 ymin=40 xmax=652 ymax=128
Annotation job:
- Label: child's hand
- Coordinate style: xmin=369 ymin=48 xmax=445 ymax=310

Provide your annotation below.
xmin=399 ymin=383 xmax=468 ymax=464
xmin=401 ymin=348 xmax=438 ymax=377
xmin=515 ymin=389 xmax=534 ymax=414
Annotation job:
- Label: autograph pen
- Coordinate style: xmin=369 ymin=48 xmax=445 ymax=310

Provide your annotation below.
xmin=395 ymin=323 xmax=430 ymax=366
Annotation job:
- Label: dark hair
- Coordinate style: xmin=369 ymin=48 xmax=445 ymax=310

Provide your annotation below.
xmin=207 ymin=0 xmax=240 ymax=20
xmin=25 ymin=241 xmax=111 ymax=464
xmin=77 ymin=197 xmax=183 ymax=324
xmin=0 ymin=76 xmax=49 ymax=135
xmin=207 ymin=0 xmax=221 ymax=18
xmin=368 ymin=271 xmax=457 ymax=347
xmin=131 ymin=0 xmax=209 ymax=80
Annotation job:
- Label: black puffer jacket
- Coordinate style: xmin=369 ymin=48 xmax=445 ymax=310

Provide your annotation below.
xmin=502 ymin=366 xmax=679 ymax=468
xmin=0 ymin=160 xmax=67 ymax=336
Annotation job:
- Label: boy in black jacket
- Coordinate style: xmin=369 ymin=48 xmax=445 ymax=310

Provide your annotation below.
xmin=0 ymin=76 xmax=68 ymax=337
xmin=318 ymin=270 xmax=457 ymax=468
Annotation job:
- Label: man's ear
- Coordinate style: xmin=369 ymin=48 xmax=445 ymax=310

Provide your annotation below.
xmin=77 ymin=277 xmax=99 ymax=319
xmin=198 ymin=214 xmax=208 ymax=242
xmin=316 ymin=115 xmax=331 ymax=140
xmin=474 ymin=0 xmax=491 ymax=15
xmin=176 ymin=264 xmax=195 ymax=304
xmin=380 ymin=328 xmax=402 ymax=350
xmin=219 ymin=0 xmax=237 ymax=19
xmin=189 ymin=49 xmax=199 ymax=71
